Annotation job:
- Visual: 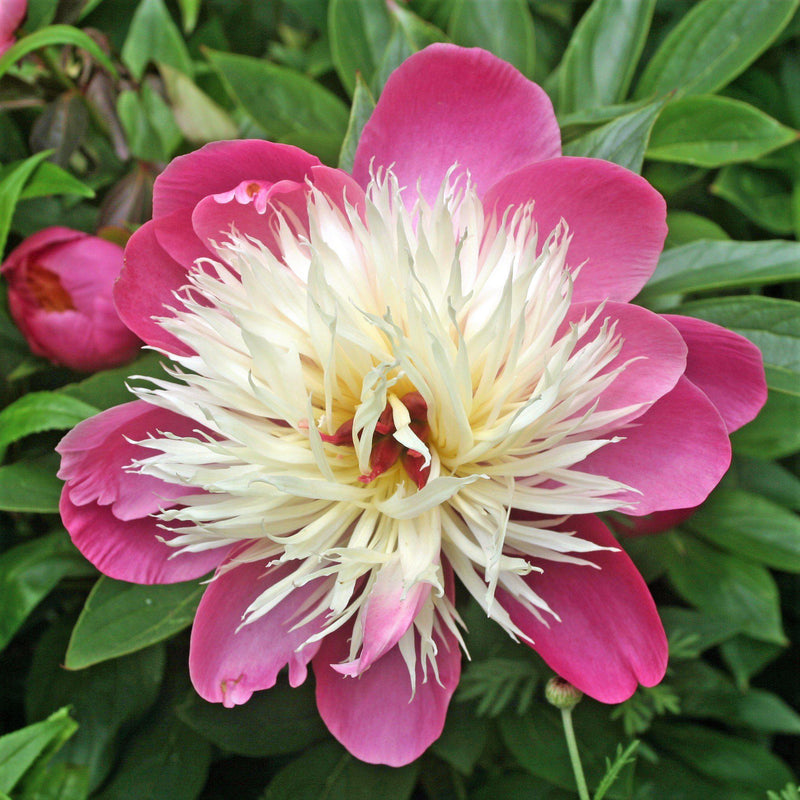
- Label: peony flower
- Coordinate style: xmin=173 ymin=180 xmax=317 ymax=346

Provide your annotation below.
xmin=56 ymin=45 xmax=766 ymax=766
xmin=2 ymin=227 xmax=141 ymax=372
xmin=0 ymin=0 xmax=25 ymax=56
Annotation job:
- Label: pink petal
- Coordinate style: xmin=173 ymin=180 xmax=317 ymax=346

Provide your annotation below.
xmin=0 ymin=0 xmax=26 ymax=56
xmin=57 ymin=401 xmax=197 ymax=520
xmin=483 ymin=157 xmax=667 ymax=303
xmin=352 ymin=44 xmax=560 ymax=203
xmin=578 ymin=377 xmax=731 ymax=515
xmin=314 ymin=619 xmax=461 ymax=766
xmin=15 ymin=305 xmax=140 ymax=373
xmin=115 ymin=221 xmax=193 ymax=355
xmin=561 ymin=301 xmax=687 ymax=425
xmin=191 ymin=179 xmax=309 ymax=259
xmin=59 ymin=491 xmax=225 ymax=584
xmin=152 ymin=208 xmax=212 ymax=269
xmin=333 ymin=559 xmax=431 ymax=677
xmin=498 ymin=515 xmax=667 ymax=703
xmin=0 ymin=227 xmax=83 ymax=277
xmin=152 ymin=140 xmax=321 ymax=220
xmin=663 ymin=314 xmax=767 ymax=433
xmin=189 ymin=557 xmax=326 ymax=707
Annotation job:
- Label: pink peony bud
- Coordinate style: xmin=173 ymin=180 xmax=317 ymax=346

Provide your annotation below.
xmin=0 ymin=0 xmax=26 ymax=56
xmin=1 ymin=227 xmax=141 ymax=371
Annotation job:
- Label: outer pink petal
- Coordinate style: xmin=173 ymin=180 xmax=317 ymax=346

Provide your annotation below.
xmin=561 ymin=301 xmax=686 ymax=424
xmin=333 ymin=559 xmax=431 ymax=677
xmin=578 ymin=377 xmax=731 ymax=515
xmin=314 ymin=619 xmax=461 ymax=766
xmin=57 ymin=401 xmax=196 ymax=519
xmin=498 ymin=515 xmax=667 ymax=703
xmin=152 ymin=140 xmax=321 ymax=220
xmin=189 ymin=558 xmax=326 ymax=707
xmin=353 ymin=44 xmax=560 ymax=203
xmin=663 ymin=315 xmax=767 ymax=433
xmin=484 ymin=157 xmax=667 ymax=303
xmin=115 ymin=221 xmax=193 ymax=355
xmin=59 ymin=492 xmax=225 ymax=584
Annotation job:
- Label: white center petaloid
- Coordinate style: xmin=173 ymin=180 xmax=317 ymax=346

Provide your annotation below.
xmin=131 ymin=170 xmax=639 ymax=682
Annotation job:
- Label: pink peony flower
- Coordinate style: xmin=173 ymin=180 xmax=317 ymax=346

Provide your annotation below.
xmin=2 ymin=227 xmax=141 ymax=372
xmin=56 ymin=45 xmax=766 ymax=766
xmin=0 ymin=0 xmax=26 ymax=56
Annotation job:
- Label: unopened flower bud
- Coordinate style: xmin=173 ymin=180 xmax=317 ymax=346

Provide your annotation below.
xmin=1 ymin=227 xmax=141 ymax=371
xmin=546 ymin=676 xmax=583 ymax=710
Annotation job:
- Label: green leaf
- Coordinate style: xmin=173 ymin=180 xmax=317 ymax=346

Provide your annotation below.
xmin=558 ymin=0 xmax=656 ymax=112
xmin=672 ymin=660 xmax=800 ymax=734
xmin=0 ymin=453 xmax=64 ymax=513
xmin=430 ymin=702 xmax=490 ymax=774
xmin=0 ymin=391 xmax=98 ymax=460
xmin=0 ymin=531 xmax=94 ymax=651
xmin=120 ymin=0 xmax=193 ymax=80
xmin=0 ymin=708 xmax=77 ymax=794
xmin=93 ymin=710 xmax=210 ymax=800
xmin=720 ymin=635 xmax=786 ymax=688
xmin=675 ymin=296 xmax=800 ymax=397
xmin=449 ymin=0 xmax=536 ymax=78
xmin=470 ymin=772 xmax=572 ymax=800
xmin=117 ymin=90 xmax=169 ymax=163
xmin=639 ymin=239 xmax=800 ymax=301
xmin=18 ymin=161 xmax=95 ymax=201
xmin=65 ymin=576 xmax=204 ymax=669
xmin=647 ymin=95 xmax=797 ymax=167
xmin=650 ymin=722 xmax=793 ymax=790
xmin=328 ymin=0 xmax=393 ymax=95
xmin=339 ymin=75 xmax=376 ymax=173
xmin=205 ymin=48 xmax=349 ymax=164
xmin=176 ymin=0 xmax=201 ymax=33
xmin=26 ymin=620 xmax=165 ymax=792
xmin=634 ymin=0 xmax=800 ymax=99
xmin=177 ymin=678 xmax=326 ymax=758
xmin=662 ymin=532 xmax=785 ymax=645
xmin=262 ymin=740 xmax=419 ymax=800
xmin=0 ymin=24 xmax=118 ymax=80
xmin=711 ymin=165 xmax=793 ymax=234
xmin=635 ymin=753 xmax=757 ymax=800
xmin=58 ymin=351 xmax=164 ymax=411
xmin=732 ymin=390 xmax=800 ymax=459
xmin=664 ymin=211 xmax=729 ymax=248
xmin=730 ymin=455 xmax=800 ymax=510
xmin=371 ymin=4 xmax=447 ymax=95
xmin=498 ymin=702 xmax=633 ymax=798
xmin=0 ymin=150 xmax=51 ymax=257
xmin=660 ymin=606 xmax=744 ymax=658
xmin=16 ymin=762 xmax=89 ymax=800
xmin=562 ymin=99 xmax=664 ymax=173
xmin=157 ymin=62 xmax=238 ymax=145
xmin=686 ymin=489 xmax=800 ymax=571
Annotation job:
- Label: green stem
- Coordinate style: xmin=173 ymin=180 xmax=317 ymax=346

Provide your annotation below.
xmin=561 ymin=706 xmax=591 ymax=800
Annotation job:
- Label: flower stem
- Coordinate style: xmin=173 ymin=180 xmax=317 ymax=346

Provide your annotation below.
xmin=561 ymin=706 xmax=591 ymax=800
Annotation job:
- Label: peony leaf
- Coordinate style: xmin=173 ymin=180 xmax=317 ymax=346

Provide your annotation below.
xmin=558 ymin=0 xmax=656 ymax=112
xmin=639 ymin=239 xmax=800 ymax=300
xmin=647 ymin=95 xmax=797 ymax=167
xmin=65 ymin=577 xmax=203 ymax=670
xmin=449 ymin=0 xmax=535 ymax=79
xmin=635 ymin=0 xmax=800 ymax=99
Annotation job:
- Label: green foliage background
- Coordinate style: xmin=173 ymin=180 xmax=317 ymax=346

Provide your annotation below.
xmin=1 ymin=0 xmax=799 ymax=797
